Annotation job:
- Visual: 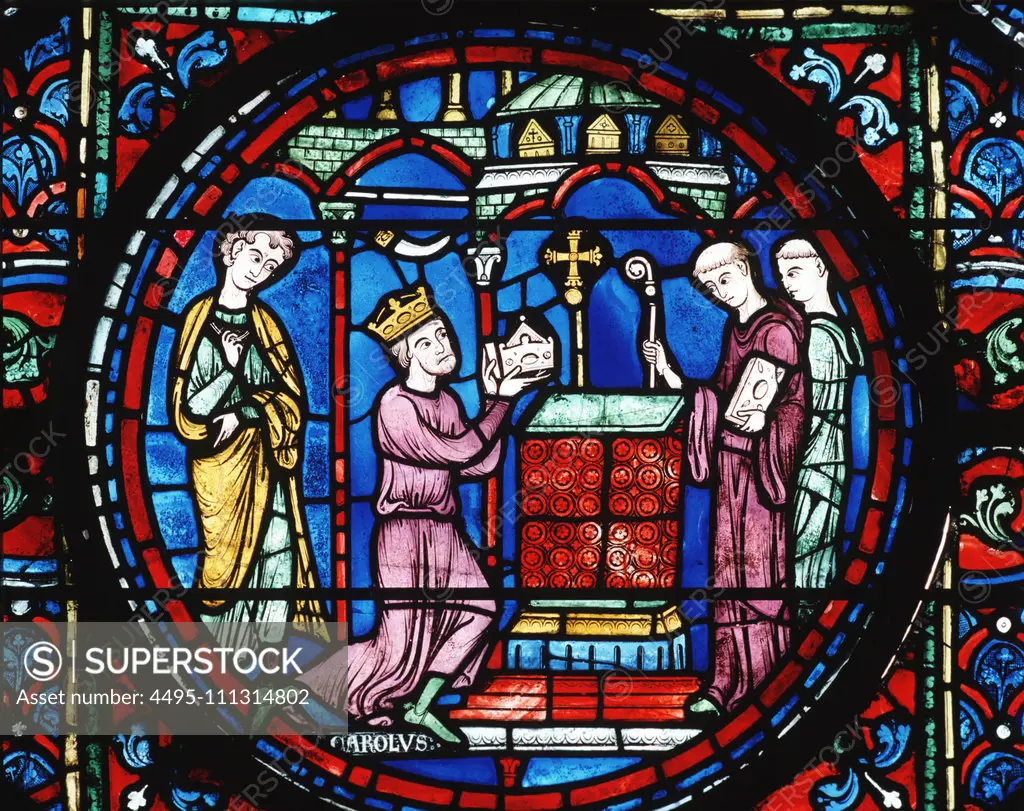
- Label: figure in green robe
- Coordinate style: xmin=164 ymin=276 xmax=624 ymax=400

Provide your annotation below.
xmin=170 ymin=220 xmax=325 ymax=637
xmin=776 ymin=237 xmax=862 ymax=621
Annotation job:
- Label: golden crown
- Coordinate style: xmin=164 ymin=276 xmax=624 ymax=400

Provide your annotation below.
xmin=366 ymin=285 xmax=436 ymax=344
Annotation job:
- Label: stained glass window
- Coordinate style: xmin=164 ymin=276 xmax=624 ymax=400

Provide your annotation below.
xmin=3 ymin=4 xmax=1023 ymax=811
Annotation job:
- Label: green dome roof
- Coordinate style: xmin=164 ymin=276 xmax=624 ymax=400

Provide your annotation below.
xmin=496 ymin=73 xmax=659 ymax=116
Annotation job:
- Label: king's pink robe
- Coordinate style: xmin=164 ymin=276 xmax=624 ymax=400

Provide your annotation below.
xmin=686 ymin=297 xmax=806 ymax=712
xmin=299 ymin=383 xmax=507 ymax=723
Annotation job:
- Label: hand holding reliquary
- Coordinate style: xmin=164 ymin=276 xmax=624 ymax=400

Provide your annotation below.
xmin=481 ymin=316 xmax=555 ymax=397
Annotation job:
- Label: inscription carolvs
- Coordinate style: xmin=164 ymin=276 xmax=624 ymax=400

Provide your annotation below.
xmin=329 ymin=732 xmax=441 ymax=755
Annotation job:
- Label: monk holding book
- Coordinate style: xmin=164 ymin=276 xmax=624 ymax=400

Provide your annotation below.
xmin=642 ymin=240 xmax=807 ymax=715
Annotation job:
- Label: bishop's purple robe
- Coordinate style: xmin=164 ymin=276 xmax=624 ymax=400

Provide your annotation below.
xmin=686 ymin=296 xmax=806 ymax=712
xmin=299 ymin=383 xmax=507 ymax=723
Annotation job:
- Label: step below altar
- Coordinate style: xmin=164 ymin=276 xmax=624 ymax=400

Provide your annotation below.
xmin=450 ymin=674 xmax=703 ymax=752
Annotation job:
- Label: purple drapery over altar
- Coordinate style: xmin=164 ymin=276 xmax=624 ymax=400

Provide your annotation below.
xmin=299 ymin=383 xmax=508 ymax=722
xmin=685 ymin=297 xmax=806 ymax=712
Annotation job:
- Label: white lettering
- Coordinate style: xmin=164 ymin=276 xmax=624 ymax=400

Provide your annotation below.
xmin=281 ymin=646 xmax=303 ymax=675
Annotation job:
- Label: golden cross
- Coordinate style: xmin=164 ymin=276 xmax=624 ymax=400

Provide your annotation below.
xmin=543 ymin=229 xmax=603 ymax=301
xmin=541 ymin=228 xmax=604 ymax=387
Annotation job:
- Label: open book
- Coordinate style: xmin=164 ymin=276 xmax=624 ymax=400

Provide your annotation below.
xmin=724 ymin=356 xmax=786 ymax=427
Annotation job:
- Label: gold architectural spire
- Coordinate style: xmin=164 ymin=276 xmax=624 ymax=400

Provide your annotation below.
xmin=442 ymin=72 xmax=468 ymax=121
xmin=376 ymin=87 xmax=398 ymax=121
xmin=518 ymin=118 xmax=555 ymax=158
xmin=585 ymin=114 xmax=622 ymax=154
xmin=654 ymin=114 xmax=691 ymax=156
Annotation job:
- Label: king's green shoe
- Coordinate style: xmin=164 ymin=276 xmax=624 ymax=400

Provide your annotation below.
xmin=402 ymin=701 xmax=463 ymax=744
xmin=687 ymin=697 xmax=722 ymax=717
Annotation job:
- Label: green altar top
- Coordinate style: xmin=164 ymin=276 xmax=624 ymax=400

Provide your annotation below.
xmin=523 ymin=392 xmax=687 ymax=434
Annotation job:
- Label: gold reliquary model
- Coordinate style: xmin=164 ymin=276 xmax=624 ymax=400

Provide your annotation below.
xmin=484 ymin=316 xmax=556 ymax=380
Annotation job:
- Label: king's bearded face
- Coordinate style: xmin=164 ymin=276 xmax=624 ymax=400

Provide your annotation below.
xmin=405 ymin=318 xmax=458 ymax=377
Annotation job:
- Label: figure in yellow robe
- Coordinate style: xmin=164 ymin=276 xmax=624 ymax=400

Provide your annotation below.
xmin=169 ymin=225 xmax=324 ymax=634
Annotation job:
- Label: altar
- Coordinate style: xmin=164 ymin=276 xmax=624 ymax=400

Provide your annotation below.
xmin=452 ymin=392 xmax=702 ymax=747
xmin=512 ymin=391 xmax=689 ymax=665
